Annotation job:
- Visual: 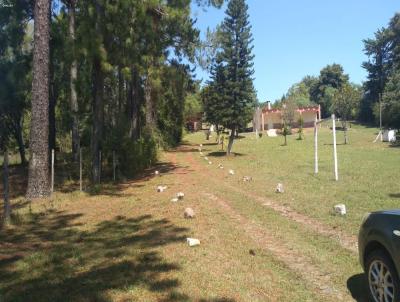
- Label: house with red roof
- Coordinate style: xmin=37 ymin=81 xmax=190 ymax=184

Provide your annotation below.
xmin=254 ymin=102 xmax=321 ymax=131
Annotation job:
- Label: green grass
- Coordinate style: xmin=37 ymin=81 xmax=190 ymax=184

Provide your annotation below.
xmin=188 ymin=123 xmax=400 ymax=237
xmin=1 ymin=123 xmax=396 ymax=301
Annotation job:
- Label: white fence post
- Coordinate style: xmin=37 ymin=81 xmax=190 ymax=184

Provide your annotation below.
xmin=314 ymin=116 xmax=318 ymax=174
xmin=332 ymin=114 xmax=338 ymax=181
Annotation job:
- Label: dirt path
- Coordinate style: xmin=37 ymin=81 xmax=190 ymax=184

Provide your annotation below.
xmin=202 ymin=191 xmax=345 ymax=301
xmin=178 ymin=145 xmax=357 ymax=254
xmin=164 ymin=147 xmax=357 ymax=301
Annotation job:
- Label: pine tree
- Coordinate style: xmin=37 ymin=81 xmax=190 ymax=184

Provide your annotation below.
xmin=218 ymin=0 xmax=255 ymax=155
xmin=26 ymin=0 xmax=51 ymax=198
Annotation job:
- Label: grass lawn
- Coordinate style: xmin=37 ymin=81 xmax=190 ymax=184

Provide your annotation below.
xmin=188 ymin=122 xmax=399 ymax=237
xmin=0 ymin=122 xmax=397 ymax=301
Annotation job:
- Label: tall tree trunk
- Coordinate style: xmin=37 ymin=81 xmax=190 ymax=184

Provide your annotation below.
xmin=49 ymin=83 xmax=56 ymax=152
xmin=49 ymin=0 xmax=56 ymax=155
xmin=91 ymin=58 xmax=104 ymax=183
xmin=68 ymin=0 xmax=79 ymax=162
xmin=144 ymin=73 xmax=155 ymax=132
xmin=3 ymin=147 xmax=10 ymax=224
xmin=226 ymin=128 xmax=236 ymax=155
xmin=26 ymin=0 xmax=51 ymax=199
xmin=343 ymin=121 xmax=348 ymax=144
xmin=14 ymin=119 xmax=27 ymax=165
xmin=128 ymin=68 xmax=140 ymax=140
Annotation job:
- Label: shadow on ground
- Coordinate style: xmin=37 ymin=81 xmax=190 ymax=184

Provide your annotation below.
xmin=0 ymin=160 xmax=181 ymax=199
xmin=0 ymin=209 xmax=234 ymax=302
xmin=347 ymin=273 xmax=371 ymax=302
xmin=208 ymin=151 xmax=245 ymax=157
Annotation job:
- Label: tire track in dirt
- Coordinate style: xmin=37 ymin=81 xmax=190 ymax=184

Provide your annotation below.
xmin=201 ymin=191 xmax=347 ymax=301
xmin=165 ymin=148 xmax=353 ymax=300
xmin=180 ymin=146 xmax=357 ymax=253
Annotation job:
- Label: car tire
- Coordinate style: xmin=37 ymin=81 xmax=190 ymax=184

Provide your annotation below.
xmin=366 ymin=249 xmax=400 ymax=302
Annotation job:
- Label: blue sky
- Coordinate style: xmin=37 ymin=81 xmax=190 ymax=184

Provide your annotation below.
xmin=191 ymin=0 xmax=399 ymax=103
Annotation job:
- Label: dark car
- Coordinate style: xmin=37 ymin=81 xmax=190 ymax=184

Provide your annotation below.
xmin=358 ymin=210 xmax=400 ymax=302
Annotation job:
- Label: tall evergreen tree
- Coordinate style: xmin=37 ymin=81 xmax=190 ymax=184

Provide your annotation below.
xmin=218 ymin=0 xmax=255 ymax=155
xmin=26 ymin=0 xmax=51 ymax=198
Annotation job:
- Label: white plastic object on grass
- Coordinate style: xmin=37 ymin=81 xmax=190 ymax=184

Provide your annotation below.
xmin=187 ymin=238 xmax=200 ymax=247
xmin=184 ymin=207 xmax=195 ymax=218
xmin=157 ymin=185 xmax=167 ymax=193
xmin=334 ymin=204 xmax=346 ymax=215
xmin=208 ymin=161 xmax=212 ymax=165
xmin=204 ymin=157 xmax=208 ymax=161
xmin=243 ymin=176 xmax=252 ymax=182
xmin=229 ymin=169 xmax=235 ymax=175
xmin=275 ymin=183 xmax=284 ymax=193
xmin=155 ymin=170 xmax=160 ymax=176
xmin=171 ymin=197 xmax=179 ymax=202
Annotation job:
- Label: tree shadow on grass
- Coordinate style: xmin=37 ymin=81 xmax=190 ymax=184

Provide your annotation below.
xmin=0 ymin=210 xmax=197 ymax=302
xmin=347 ymin=273 xmax=371 ymax=302
xmin=389 ymin=193 xmax=400 ymax=198
xmin=208 ymin=151 xmax=245 ymax=157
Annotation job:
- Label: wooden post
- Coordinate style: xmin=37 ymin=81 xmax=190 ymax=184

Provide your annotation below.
xmin=99 ymin=150 xmax=102 ymax=183
xmin=3 ymin=148 xmax=10 ymax=224
xmin=332 ymin=114 xmax=338 ymax=181
xmin=51 ymin=149 xmax=55 ymax=193
xmin=113 ymin=150 xmax=116 ymax=182
xmin=379 ymin=94 xmax=383 ymax=142
xmin=79 ymin=147 xmax=82 ymax=192
xmin=314 ymin=116 xmax=318 ymax=174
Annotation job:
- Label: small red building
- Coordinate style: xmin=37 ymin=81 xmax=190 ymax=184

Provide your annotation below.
xmin=254 ymin=102 xmax=321 ymax=131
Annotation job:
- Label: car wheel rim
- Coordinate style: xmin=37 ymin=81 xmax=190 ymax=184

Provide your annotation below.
xmin=369 ymin=260 xmax=395 ymax=302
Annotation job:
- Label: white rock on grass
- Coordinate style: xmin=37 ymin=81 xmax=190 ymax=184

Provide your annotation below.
xmin=199 ymin=144 xmax=203 ymax=148
xmin=218 ymin=163 xmax=224 ymax=169
xmin=176 ymin=192 xmax=185 ymax=200
xmin=199 ymin=151 xmax=203 ymax=156
xmin=204 ymin=157 xmax=209 ymax=161
xmin=275 ymin=183 xmax=284 ymax=193
xmin=155 ymin=170 xmax=160 ymax=176
xmin=242 ymin=176 xmax=253 ymax=182
xmin=229 ymin=169 xmax=235 ymax=175
xmin=171 ymin=197 xmax=179 ymax=202
xmin=187 ymin=238 xmax=200 ymax=247
xmin=184 ymin=208 xmax=195 ymax=218
xmin=334 ymin=204 xmax=347 ymax=215
xmin=157 ymin=185 xmax=167 ymax=193
xmin=208 ymin=161 xmax=212 ymax=165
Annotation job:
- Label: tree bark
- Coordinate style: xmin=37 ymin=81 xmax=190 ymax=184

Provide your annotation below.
xmin=49 ymin=82 xmax=56 ymax=152
xmin=3 ymin=148 xmax=10 ymax=224
xmin=26 ymin=0 xmax=51 ymax=199
xmin=344 ymin=122 xmax=348 ymax=145
xmin=14 ymin=119 xmax=27 ymax=165
xmin=91 ymin=58 xmax=104 ymax=183
xmin=68 ymin=0 xmax=80 ymax=162
xmin=226 ymin=128 xmax=236 ymax=155
xmin=144 ymin=73 xmax=155 ymax=132
xmin=128 ymin=68 xmax=140 ymax=140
